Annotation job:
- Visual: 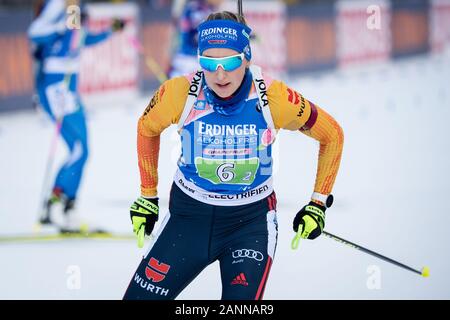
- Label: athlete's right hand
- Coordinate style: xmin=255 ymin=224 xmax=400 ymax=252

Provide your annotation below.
xmin=291 ymin=202 xmax=326 ymax=249
xmin=130 ymin=197 xmax=159 ymax=248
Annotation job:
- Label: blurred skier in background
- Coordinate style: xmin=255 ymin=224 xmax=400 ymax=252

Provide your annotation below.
xmin=28 ymin=0 xmax=124 ymax=232
xmin=168 ymin=0 xmax=225 ymax=77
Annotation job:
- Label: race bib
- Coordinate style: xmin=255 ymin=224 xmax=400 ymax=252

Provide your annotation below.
xmin=194 ymin=157 xmax=260 ymax=185
xmin=45 ymin=81 xmax=78 ymax=118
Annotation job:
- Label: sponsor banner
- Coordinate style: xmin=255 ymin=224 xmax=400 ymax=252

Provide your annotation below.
xmin=79 ymin=2 xmax=139 ymax=96
xmin=139 ymin=3 xmax=173 ymax=90
xmin=0 ymin=9 xmax=34 ymax=112
xmin=0 ymin=34 xmax=33 ymax=101
xmin=222 ymin=0 xmax=287 ymax=77
xmin=391 ymin=0 xmax=429 ymax=57
xmin=140 ymin=22 xmax=173 ymax=84
xmin=336 ymin=0 xmax=391 ymax=66
xmin=430 ymin=0 xmax=450 ymax=52
xmin=285 ymin=2 xmax=336 ymax=74
xmin=174 ymin=169 xmax=273 ymax=207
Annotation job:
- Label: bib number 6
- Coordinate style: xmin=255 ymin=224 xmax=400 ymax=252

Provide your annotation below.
xmin=217 ymin=163 xmax=235 ymax=182
xmin=195 ymin=157 xmax=259 ymax=185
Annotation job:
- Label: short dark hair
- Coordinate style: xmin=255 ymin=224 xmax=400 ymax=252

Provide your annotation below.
xmin=205 ymin=11 xmax=247 ymax=25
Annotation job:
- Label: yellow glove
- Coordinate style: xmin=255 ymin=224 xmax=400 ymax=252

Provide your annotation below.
xmin=130 ymin=197 xmax=158 ymax=248
xmin=291 ymin=202 xmax=326 ymax=249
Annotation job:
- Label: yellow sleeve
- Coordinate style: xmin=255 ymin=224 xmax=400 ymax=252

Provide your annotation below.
xmin=301 ymin=106 xmax=344 ymax=197
xmin=137 ymin=76 xmax=189 ymax=197
xmin=268 ymin=80 xmax=344 ymax=199
xmin=139 ymin=76 xmax=190 ymax=137
xmin=267 ymin=79 xmax=312 ymax=130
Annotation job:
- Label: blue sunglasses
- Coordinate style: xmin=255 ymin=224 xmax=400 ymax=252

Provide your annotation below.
xmin=198 ymin=53 xmax=245 ymax=72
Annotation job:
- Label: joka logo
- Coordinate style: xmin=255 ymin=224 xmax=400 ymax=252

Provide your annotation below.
xmin=255 ymin=78 xmax=268 ymax=107
xmin=188 ymin=71 xmax=203 ymax=98
xmin=145 ymin=257 xmax=171 ymax=283
xmin=231 ymin=273 xmax=249 ymax=286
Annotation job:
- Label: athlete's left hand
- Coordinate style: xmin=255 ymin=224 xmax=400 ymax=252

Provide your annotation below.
xmin=291 ymin=202 xmax=326 ymax=249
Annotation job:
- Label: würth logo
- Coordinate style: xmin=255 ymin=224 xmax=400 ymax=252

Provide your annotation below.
xmin=287 ymin=88 xmax=306 ymax=117
xmin=231 ymin=273 xmax=249 ymax=286
xmin=145 ymin=257 xmax=171 ymax=283
xmin=287 ymin=88 xmax=300 ymax=105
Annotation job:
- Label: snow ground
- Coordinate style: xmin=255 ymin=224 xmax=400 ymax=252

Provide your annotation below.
xmin=0 ymin=52 xmax=449 ymax=299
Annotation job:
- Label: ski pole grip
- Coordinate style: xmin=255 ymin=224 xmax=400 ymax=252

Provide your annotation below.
xmin=137 ymin=226 xmax=145 ymax=248
xmin=291 ymin=225 xmax=303 ymax=250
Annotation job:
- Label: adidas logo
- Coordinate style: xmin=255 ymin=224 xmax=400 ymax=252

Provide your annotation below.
xmin=231 ymin=273 xmax=249 ymax=286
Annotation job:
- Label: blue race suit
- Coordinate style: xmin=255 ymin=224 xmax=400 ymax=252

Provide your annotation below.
xmin=124 ymin=69 xmax=279 ymax=300
xmin=28 ymin=0 xmax=111 ymax=199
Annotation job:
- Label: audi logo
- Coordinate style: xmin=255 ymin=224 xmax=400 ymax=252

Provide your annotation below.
xmin=232 ymin=249 xmax=264 ymax=261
